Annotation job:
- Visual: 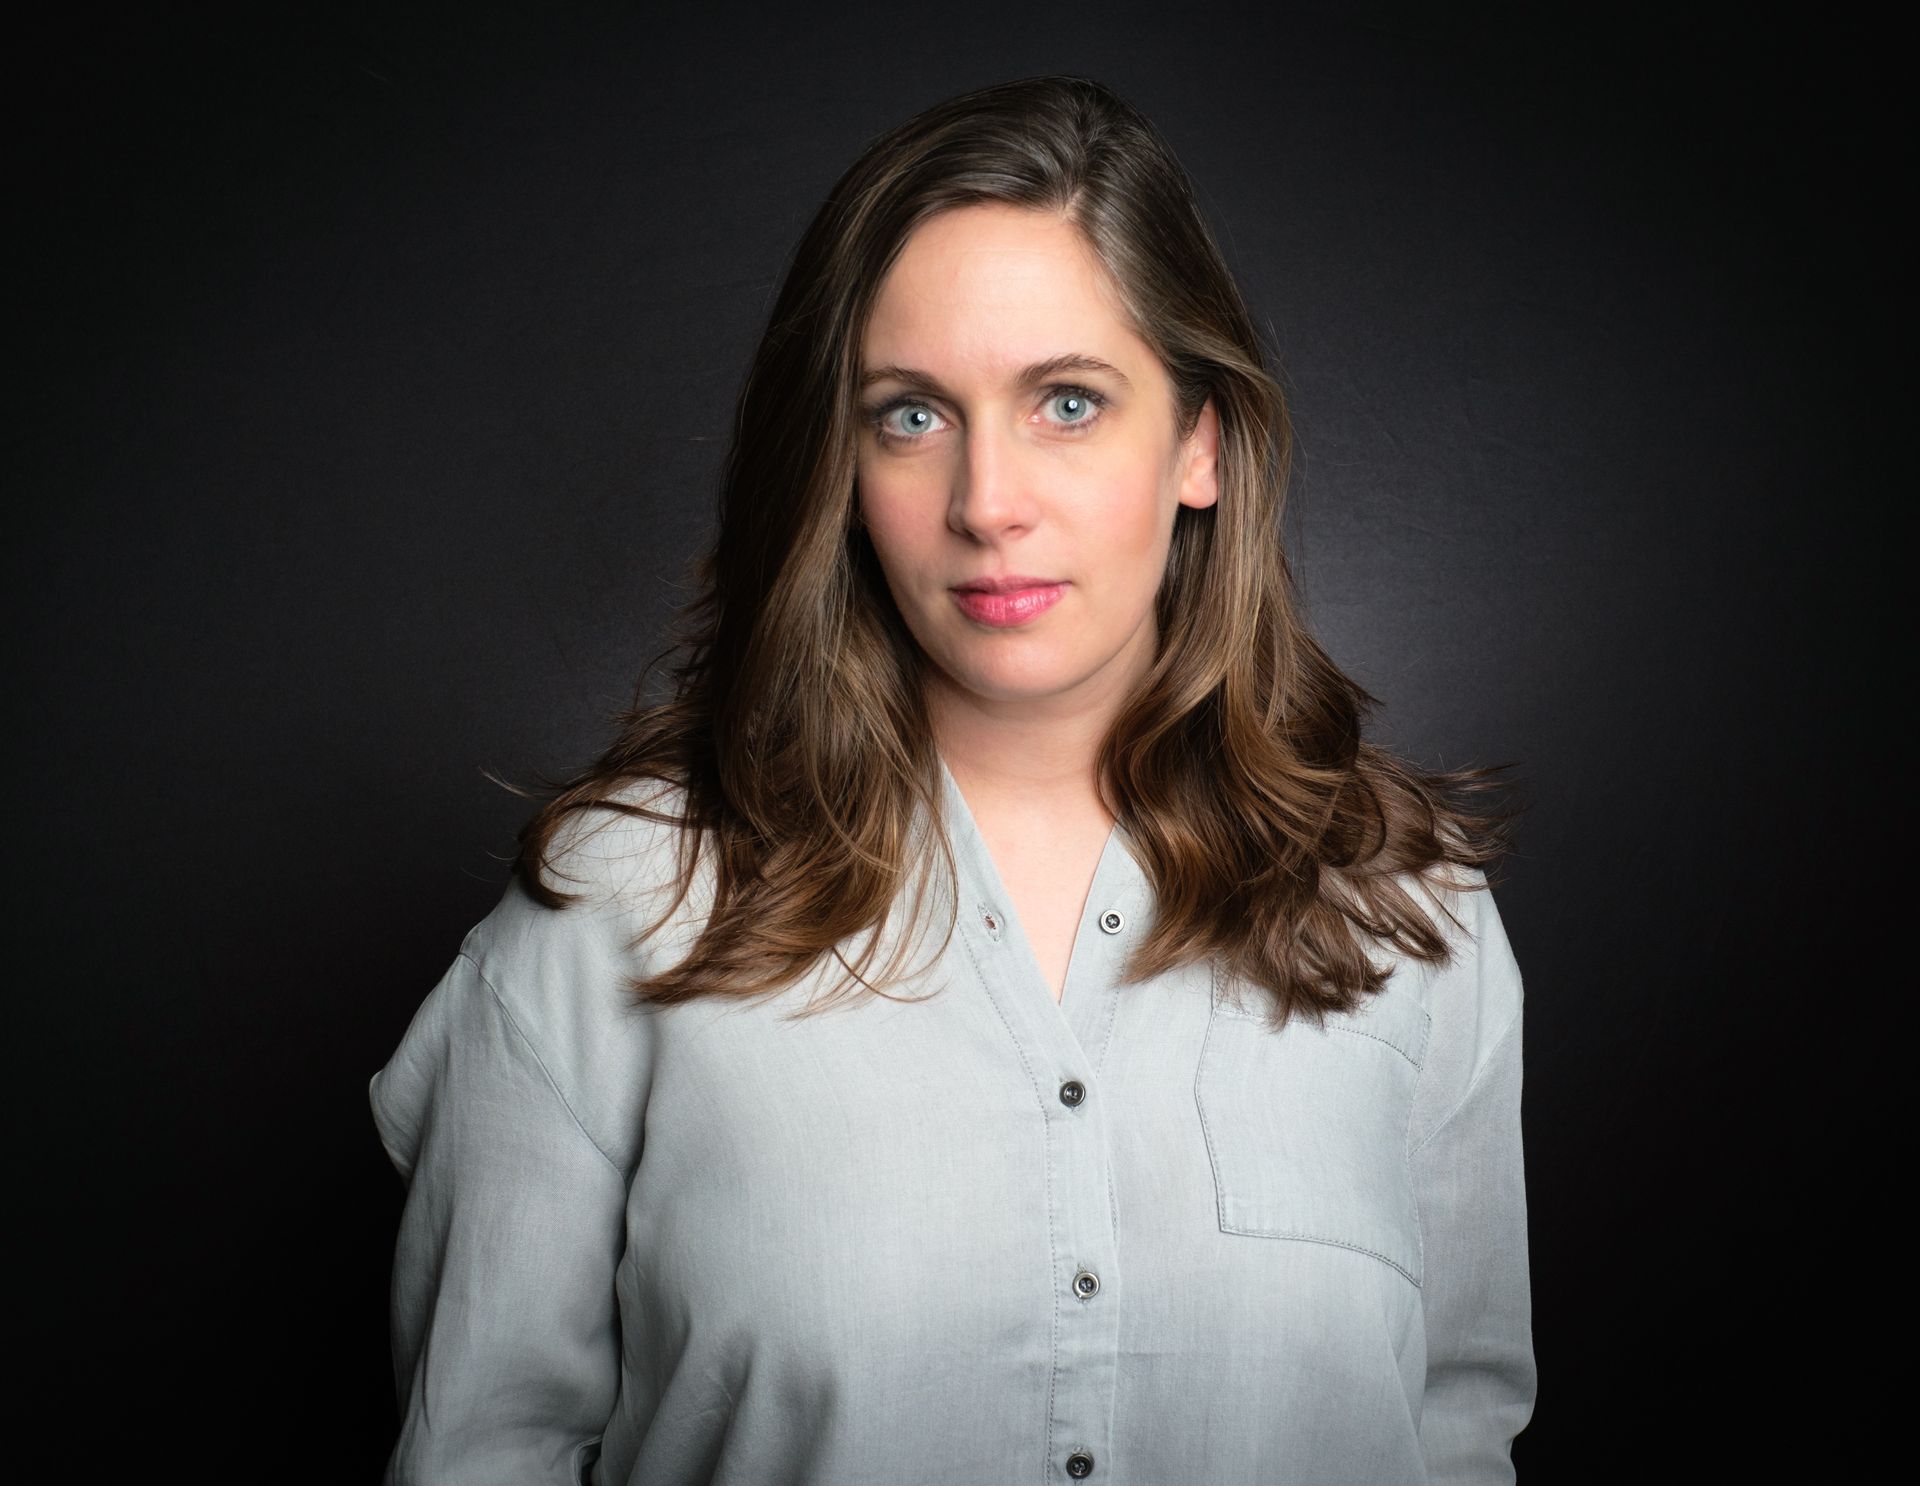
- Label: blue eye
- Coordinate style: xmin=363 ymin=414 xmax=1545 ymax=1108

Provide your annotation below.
xmin=1047 ymin=388 xmax=1100 ymax=425
xmin=879 ymin=402 xmax=940 ymax=439
xmin=863 ymin=384 xmax=1109 ymax=446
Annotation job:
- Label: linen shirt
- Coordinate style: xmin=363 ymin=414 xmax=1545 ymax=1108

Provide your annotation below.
xmin=369 ymin=758 xmax=1534 ymax=1485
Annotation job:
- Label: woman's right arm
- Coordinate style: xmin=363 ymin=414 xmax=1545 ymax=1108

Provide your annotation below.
xmin=370 ymin=944 xmax=627 ymax=1486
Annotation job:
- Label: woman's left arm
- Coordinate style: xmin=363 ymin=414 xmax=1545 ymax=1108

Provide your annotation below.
xmin=1409 ymin=881 xmax=1537 ymax=1482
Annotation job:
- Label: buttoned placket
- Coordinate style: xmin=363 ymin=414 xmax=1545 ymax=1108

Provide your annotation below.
xmin=937 ymin=759 xmax=1147 ymax=1483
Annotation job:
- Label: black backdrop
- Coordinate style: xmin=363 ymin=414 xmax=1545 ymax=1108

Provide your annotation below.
xmin=12 ymin=4 xmax=1891 ymax=1478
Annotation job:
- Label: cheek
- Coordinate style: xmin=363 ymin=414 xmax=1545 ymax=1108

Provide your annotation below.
xmin=857 ymin=474 xmax=934 ymax=578
xmin=1079 ymin=468 xmax=1171 ymax=567
xmin=1066 ymin=477 xmax=1176 ymax=636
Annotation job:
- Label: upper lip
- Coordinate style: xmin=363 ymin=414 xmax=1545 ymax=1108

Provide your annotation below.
xmin=950 ymin=575 xmax=1067 ymax=594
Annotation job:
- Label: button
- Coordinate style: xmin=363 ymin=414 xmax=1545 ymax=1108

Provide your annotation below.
xmin=1058 ymin=1079 xmax=1085 ymax=1107
xmin=1066 ymin=1451 xmax=1095 ymax=1478
xmin=978 ymin=902 xmax=1003 ymax=942
xmin=1097 ymin=908 xmax=1124 ymax=934
xmin=1072 ymin=1268 xmax=1100 ymax=1298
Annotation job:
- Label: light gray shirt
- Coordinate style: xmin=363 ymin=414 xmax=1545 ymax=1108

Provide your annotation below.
xmin=370 ymin=758 xmax=1534 ymax=1485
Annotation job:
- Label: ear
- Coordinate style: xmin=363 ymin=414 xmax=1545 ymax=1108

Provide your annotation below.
xmin=1177 ymin=396 xmax=1220 ymax=511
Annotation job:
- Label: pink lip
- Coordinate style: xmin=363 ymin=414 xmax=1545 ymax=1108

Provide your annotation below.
xmin=953 ymin=574 xmax=1065 ymax=594
xmin=950 ymin=581 xmax=1068 ymax=628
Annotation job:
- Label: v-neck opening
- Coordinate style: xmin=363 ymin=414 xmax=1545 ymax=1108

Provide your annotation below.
xmin=935 ymin=754 xmax=1128 ymax=1015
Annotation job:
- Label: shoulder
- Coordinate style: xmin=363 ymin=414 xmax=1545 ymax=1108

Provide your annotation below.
xmin=532 ymin=774 xmax=697 ymax=904
xmin=1397 ymin=865 xmax=1523 ymax=1021
xmin=1387 ymin=866 xmax=1526 ymax=1142
xmin=468 ymin=775 xmax=699 ymax=997
xmin=1405 ymin=866 xmax=1518 ymax=977
xmin=456 ymin=775 xmax=705 ymax=1171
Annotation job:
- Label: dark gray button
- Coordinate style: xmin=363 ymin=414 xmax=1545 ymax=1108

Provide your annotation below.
xmin=1058 ymin=1079 xmax=1085 ymax=1107
xmin=1066 ymin=1451 xmax=1095 ymax=1478
xmin=1097 ymin=908 xmax=1124 ymax=934
xmin=1073 ymin=1269 xmax=1100 ymax=1299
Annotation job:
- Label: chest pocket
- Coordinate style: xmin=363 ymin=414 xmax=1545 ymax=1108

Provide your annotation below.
xmin=1195 ymin=965 xmax=1431 ymax=1287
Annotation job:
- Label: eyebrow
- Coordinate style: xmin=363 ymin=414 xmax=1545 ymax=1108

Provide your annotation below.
xmin=858 ymin=352 xmax=1134 ymax=396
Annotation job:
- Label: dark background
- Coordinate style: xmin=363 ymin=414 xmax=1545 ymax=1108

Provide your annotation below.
xmin=12 ymin=3 xmax=1891 ymax=1477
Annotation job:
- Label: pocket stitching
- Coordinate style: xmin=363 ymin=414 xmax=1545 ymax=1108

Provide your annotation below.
xmin=1210 ymin=983 xmax=1431 ymax=1071
xmin=1215 ymin=1216 xmax=1422 ymax=1285
xmin=1198 ymin=963 xmax=1426 ymax=1288
xmin=1325 ymin=1021 xmax=1424 ymax=1070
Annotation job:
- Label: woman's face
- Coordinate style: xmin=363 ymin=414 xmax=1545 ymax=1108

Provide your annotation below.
xmin=855 ymin=202 xmax=1218 ymax=724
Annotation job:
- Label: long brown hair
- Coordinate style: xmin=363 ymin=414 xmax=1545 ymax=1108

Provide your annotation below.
xmin=500 ymin=74 xmax=1518 ymax=1027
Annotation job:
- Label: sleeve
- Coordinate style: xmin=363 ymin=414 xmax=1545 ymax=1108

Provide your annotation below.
xmin=1409 ymin=887 xmax=1536 ymax=1482
xmin=369 ymin=946 xmax=627 ymax=1486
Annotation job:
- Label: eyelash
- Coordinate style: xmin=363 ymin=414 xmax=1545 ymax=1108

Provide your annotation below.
xmin=862 ymin=384 xmax=1110 ymax=447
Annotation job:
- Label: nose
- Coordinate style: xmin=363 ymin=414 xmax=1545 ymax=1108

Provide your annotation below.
xmin=948 ymin=415 xmax=1037 ymax=541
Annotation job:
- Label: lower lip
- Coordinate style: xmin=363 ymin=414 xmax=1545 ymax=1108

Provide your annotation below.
xmin=951 ymin=583 xmax=1068 ymax=627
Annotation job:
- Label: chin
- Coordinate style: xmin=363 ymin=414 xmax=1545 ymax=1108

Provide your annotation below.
xmin=941 ymin=649 xmax=1092 ymax=704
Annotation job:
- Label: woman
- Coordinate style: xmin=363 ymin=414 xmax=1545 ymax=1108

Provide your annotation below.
xmin=370 ymin=75 xmax=1534 ymax=1485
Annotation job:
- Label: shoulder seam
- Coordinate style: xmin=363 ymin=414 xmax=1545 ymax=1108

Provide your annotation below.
xmin=1409 ymin=1008 xmax=1522 ymax=1157
xmin=460 ymin=949 xmax=627 ymax=1183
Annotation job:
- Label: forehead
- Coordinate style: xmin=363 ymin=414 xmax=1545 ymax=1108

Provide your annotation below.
xmin=861 ymin=203 xmax=1144 ymax=368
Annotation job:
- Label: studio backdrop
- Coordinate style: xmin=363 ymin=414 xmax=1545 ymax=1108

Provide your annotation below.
xmin=9 ymin=5 xmax=1888 ymax=1478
